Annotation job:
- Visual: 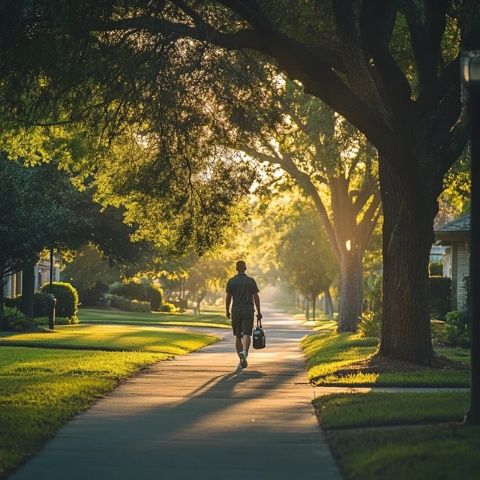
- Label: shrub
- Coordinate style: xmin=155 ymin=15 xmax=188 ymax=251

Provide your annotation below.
xmin=109 ymin=281 xmax=163 ymax=311
xmin=33 ymin=315 xmax=80 ymax=327
xmin=3 ymin=307 xmax=37 ymax=331
xmin=40 ymin=282 xmax=79 ymax=318
xmin=429 ymin=261 xmax=443 ymax=276
xmin=147 ymin=284 xmax=163 ymax=311
xmin=104 ymin=294 xmax=151 ymax=312
xmin=431 ymin=319 xmax=448 ymax=346
xmin=444 ymin=310 xmax=470 ymax=347
xmin=429 ymin=276 xmax=451 ymax=319
xmin=160 ymin=302 xmax=177 ymax=313
xmin=358 ymin=310 xmax=381 ymax=338
xmin=5 ymin=291 xmax=54 ymax=318
xmin=364 ymin=274 xmax=382 ymax=312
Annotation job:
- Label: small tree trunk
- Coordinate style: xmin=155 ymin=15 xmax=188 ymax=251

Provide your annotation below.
xmin=21 ymin=263 xmax=35 ymax=319
xmin=338 ymin=252 xmax=364 ymax=332
xmin=324 ymin=289 xmax=334 ymax=319
xmin=312 ymin=294 xmax=316 ymax=322
xmin=196 ymin=299 xmax=201 ymax=316
xmin=306 ymin=299 xmax=310 ymax=321
xmin=379 ymin=160 xmax=434 ymax=364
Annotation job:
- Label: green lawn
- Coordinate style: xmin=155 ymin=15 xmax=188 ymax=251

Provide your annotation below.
xmin=328 ymin=423 xmax=480 ymax=480
xmin=0 ymin=325 xmax=218 ymax=477
xmin=315 ymin=392 xmax=470 ymax=429
xmin=79 ymin=307 xmax=230 ymax=328
xmin=304 ymin=322 xmax=477 ymax=479
xmin=302 ymin=324 xmax=470 ymax=387
xmin=0 ymin=324 xmax=218 ymax=354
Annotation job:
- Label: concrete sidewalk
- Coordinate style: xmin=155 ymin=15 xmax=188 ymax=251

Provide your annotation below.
xmin=11 ymin=308 xmax=341 ymax=480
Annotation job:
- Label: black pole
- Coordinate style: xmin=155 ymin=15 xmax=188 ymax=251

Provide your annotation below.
xmin=463 ymin=26 xmax=480 ymax=424
xmin=466 ymin=88 xmax=480 ymax=424
xmin=48 ymin=246 xmax=55 ymax=330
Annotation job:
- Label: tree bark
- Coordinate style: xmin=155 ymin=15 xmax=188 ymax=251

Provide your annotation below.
xmin=338 ymin=251 xmax=364 ymax=332
xmin=324 ymin=288 xmax=334 ymax=319
xmin=379 ymin=160 xmax=434 ymax=364
xmin=21 ymin=263 xmax=35 ymax=319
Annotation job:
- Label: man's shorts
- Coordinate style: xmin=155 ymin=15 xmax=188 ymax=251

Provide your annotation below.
xmin=231 ymin=306 xmax=254 ymax=337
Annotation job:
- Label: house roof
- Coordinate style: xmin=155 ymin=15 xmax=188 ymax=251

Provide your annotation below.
xmin=435 ymin=214 xmax=470 ymax=243
xmin=436 ymin=215 xmax=470 ymax=232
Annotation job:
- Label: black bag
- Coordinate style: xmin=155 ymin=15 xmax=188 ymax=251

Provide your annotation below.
xmin=252 ymin=318 xmax=266 ymax=349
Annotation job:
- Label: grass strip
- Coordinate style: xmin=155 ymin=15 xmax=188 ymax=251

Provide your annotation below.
xmin=0 ymin=324 xmax=218 ymax=355
xmin=79 ymin=308 xmax=230 ymax=328
xmin=328 ymin=424 xmax=480 ymax=480
xmin=302 ymin=325 xmax=469 ymax=387
xmin=314 ymin=392 xmax=469 ymax=429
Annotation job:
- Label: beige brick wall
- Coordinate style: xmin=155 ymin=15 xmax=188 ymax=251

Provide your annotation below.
xmin=456 ymin=242 xmax=470 ymax=311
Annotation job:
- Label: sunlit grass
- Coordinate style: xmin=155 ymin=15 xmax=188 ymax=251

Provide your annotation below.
xmin=302 ymin=323 xmax=470 ymax=386
xmin=329 ymin=424 xmax=480 ymax=480
xmin=315 ymin=392 xmax=469 ymax=429
xmin=0 ymin=324 xmax=218 ymax=355
xmin=0 ymin=323 xmax=217 ymax=477
xmin=79 ymin=307 xmax=230 ymax=328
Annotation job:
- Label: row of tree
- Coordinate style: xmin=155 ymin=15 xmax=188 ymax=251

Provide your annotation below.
xmin=0 ymin=1 xmax=477 ymax=363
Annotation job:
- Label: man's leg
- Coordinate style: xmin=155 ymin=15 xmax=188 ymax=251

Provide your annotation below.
xmin=235 ymin=335 xmax=243 ymax=355
xmin=242 ymin=334 xmax=251 ymax=356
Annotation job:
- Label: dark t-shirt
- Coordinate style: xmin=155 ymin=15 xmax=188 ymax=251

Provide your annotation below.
xmin=226 ymin=273 xmax=259 ymax=308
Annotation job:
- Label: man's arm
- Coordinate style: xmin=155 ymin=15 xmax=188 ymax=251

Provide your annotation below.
xmin=225 ymin=292 xmax=232 ymax=319
xmin=253 ymin=292 xmax=262 ymax=320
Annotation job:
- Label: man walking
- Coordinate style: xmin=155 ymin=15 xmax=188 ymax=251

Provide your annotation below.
xmin=225 ymin=260 xmax=262 ymax=369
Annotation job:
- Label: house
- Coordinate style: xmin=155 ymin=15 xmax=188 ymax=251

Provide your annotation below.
xmin=4 ymin=254 xmax=61 ymax=298
xmin=434 ymin=215 xmax=470 ymax=311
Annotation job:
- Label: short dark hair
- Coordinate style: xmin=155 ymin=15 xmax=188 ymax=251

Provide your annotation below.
xmin=236 ymin=260 xmax=246 ymax=272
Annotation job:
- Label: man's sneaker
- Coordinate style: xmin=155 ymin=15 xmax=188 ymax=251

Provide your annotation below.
xmin=239 ymin=351 xmax=248 ymax=369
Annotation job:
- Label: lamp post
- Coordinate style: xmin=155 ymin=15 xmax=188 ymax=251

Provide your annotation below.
xmin=461 ymin=37 xmax=480 ymax=424
xmin=48 ymin=245 xmax=56 ymax=330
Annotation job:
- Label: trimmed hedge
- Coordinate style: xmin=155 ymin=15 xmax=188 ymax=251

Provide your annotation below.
xmin=6 ymin=291 xmax=53 ymax=317
xmin=40 ymin=282 xmax=79 ymax=318
xmin=109 ymin=281 xmax=163 ymax=311
xmin=104 ymin=294 xmax=151 ymax=312
xmin=160 ymin=302 xmax=177 ymax=313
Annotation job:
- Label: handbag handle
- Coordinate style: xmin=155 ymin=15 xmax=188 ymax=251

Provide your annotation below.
xmin=256 ymin=316 xmax=262 ymax=328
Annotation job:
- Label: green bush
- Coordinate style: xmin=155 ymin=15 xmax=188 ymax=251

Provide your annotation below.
xmin=431 ymin=319 xmax=448 ymax=346
xmin=429 ymin=276 xmax=451 ymax=319
xmin=444 ymin=310 xmax=470 ymax=347
xmin=146 ymin=284 xmax=163 ymax=311
xmin=160 ymin=302 xmax=177 ymax=313
xmin=105 ymin=294 xmax=151 ymax=312
xmin=109 ymin=281 xmax=163 ymax=311
xmin=2 ymin=307 xmax=37 ymax=331
xmin=358 ymin=310 xmax=381 ymax=338
xmin=5 ymin=291 xmax=53 ymax=317
xmin=40 ymin=282 xmax=79 ymax=318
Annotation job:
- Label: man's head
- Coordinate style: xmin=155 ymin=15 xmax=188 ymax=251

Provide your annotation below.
xmin=236 ymin=260 xmax=247 ymax=273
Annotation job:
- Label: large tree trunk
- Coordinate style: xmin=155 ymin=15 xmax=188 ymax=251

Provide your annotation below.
xmin=21 ymin=263 xmax=35 ymax=319
xmin=379 ymin=160 xmax=435 ymax=364
xmin=338 ymin=252 xmax=364 ymax=331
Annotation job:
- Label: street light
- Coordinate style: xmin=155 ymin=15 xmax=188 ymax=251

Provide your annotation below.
xmin=461 ymin=39 xmax=480 ymax=425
